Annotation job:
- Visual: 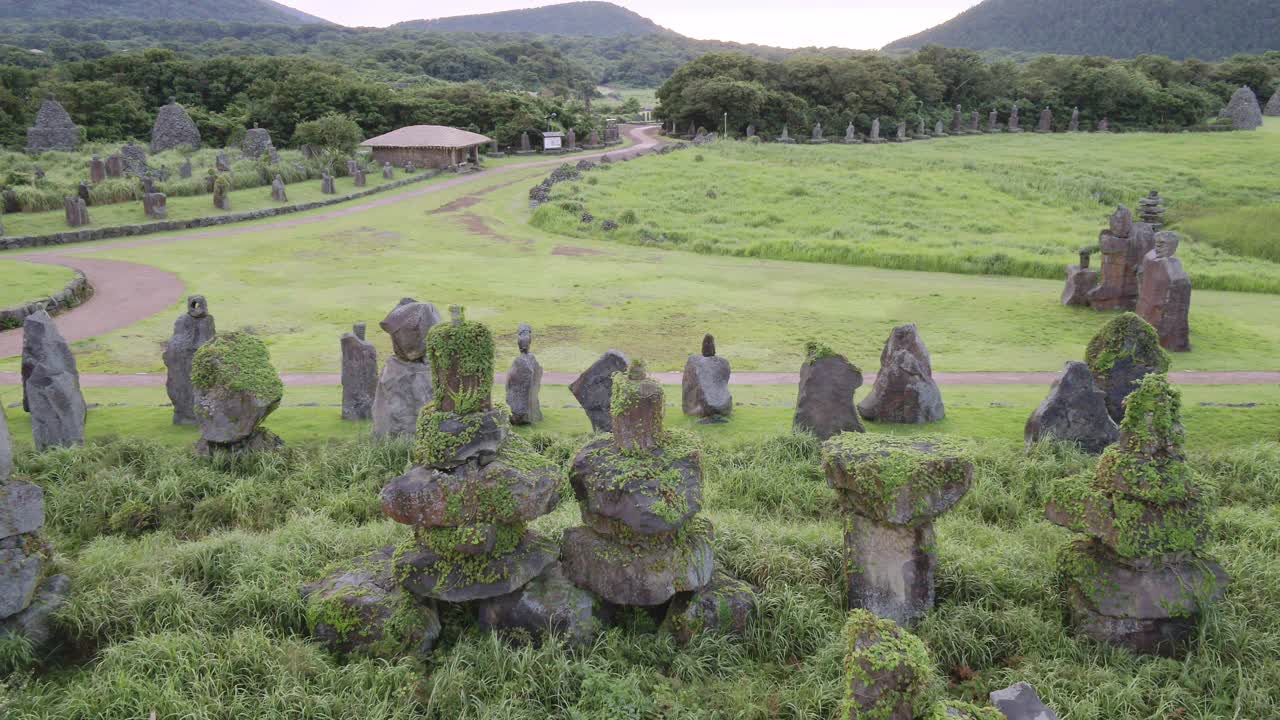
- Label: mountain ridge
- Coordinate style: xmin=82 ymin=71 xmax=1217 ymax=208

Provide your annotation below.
xmin=394 ymin=1 xmax=673 ymax=38
xmin=0 ymin=0 xmax=332 ymax=26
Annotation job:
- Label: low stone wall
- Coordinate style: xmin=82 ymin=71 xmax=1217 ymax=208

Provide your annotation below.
xmin=0 ymin=169 xmax=444 ymax=253
xmin=0 ymin=270 xmax=93 ymax=330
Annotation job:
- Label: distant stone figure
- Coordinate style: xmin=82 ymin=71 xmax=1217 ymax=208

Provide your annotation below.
xmin=143 ymin=192 xmax=167 ymax=220
xmin=894 ymin=121 xmax=907 ymax=142
xmin=1135 ymin=231 xmax=1191 ymax=352
xmin=858 ymin=324 xmax=944 ymax=424
xmin=1089 ymin=206 xmax=1155 ymax=311
xmin=76 ymin=181 xmax=91 ymax=206
xmin=1265 ymin=90 xmax=1280 ymax=117
xmin=1225 ymin=85 xmax=1263 ymax=130
xmin=969 ymin=111 xmax=980 ymax=132
xmin=1138 ymin=190 xmax=1165 ymax=228
xmin=1062 ymin=250 xmax=1099 ymax=306
xmin=120 ymin=143 xmax=148 ymax=177
xmin=353 ymin=168 xmax=366 ymax=187
xmin=951 ymin=104 xmax=963 ymax=133
xmin=163 ymin=295 xmax=216 ymax=425
xmin=1069 ymin=106 xmax=1081 ymax=132
xmin=150 ymin=98 xmax=202 ymax=153
xmin=404 ymin=162 xmax=415 ymax=174
xmin=844 ymin=122 xmax=859 ymax=143
xmin=915 ymin=117 xmax=929 ymax=138
xmin=867 ymin=118 xmax=884 ymax=143
xmin=505 ymin=323 xmax=543 ymax=425
xmin=21 ymin=310 xmax=86 ymax=451
xmin=569 ymin=350 xmax=629 ymax=432
xmin=179 ymin=159 xmax=192 ymax=179
xmin=105 ymin=155 xmax=124 ymax=179
xmin=242 ymin=124 xmax=274 ymax=159
xmin=776 ymin=125 xmax=794 ymax=144
xmin=25 ymin=98 xmax=81 ymax=153
xmin=63 ymin=196 xmax=89 ymax=227
xmin=340 ymin=322 xmax=378 ymax=421
xmin=587 ymin=129 xmax=601 ymax=147
xmin=1096 ymin=118 xmax=1110 ymax=132
xmin=89 ymin=156 xmax=106 ymax=183
xmin=987 ymin=109 xmax=1001 ymax=133
xmin=321 ymin=174 xmax=336 ymax=194
xmin=1024 ymin=361 xmax=1118 ymax=453
xmin=215 ymin=152 xmax=231 ymax=173
xmin=933 ymin=119 xmax=946 ymax=137
xmin=192 ymin=332 xmax=284 ymax=456
xmin=566 ymin=128 xmax=577 ymax=150
xmin=271 ymin=175 xmax=287 ymax=203
xmin=793 ymin=342 xmax=863 ymax=440
xmin=518 ymin=131 xmax=532 ymax=154
xmin=1008 ymin=104 xmax=1022 ymax=132
xmin=212 ymin=176 xmax=231 ymax=211
xmin=1037 ymin=107 xmax=1052 ymax=133
xmin=371 ymin=299 xmax=440 ymax=438
xmin=382 ymin=162 xmax=393 ymax=179
xmin=682 ymin=334 xmax=731 ymax=421
xmin=745 ymin=124 xmax=755 ymax=138
xmin=810 ymin=122 xmax=826 ymax=143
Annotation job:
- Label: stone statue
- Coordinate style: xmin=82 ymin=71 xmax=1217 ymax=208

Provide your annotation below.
xmin=1135 ymin=232 xmax=1191 ymax=351
xmin=163 ymin=295 xmax=216 ymax=425
xmin=1069 ymin=107 xmax=1081 ymax=132
xmin=340 ymin=322 xmax=378 ymax=420
xmin=1008 ymin=104 xmax=1022 ymax=132
xmin=506 ymin=323 xmax=543 ymax=424
xmin=987 ymin=109 xmax=1001 ymax=133
xmin=1089 ymin=206 xmax=1155 ymax=311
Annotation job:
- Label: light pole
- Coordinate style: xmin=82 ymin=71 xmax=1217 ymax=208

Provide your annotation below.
xmin=546 ymin=112 xmax=557 ymax=131
xmin=723 ymin=111 xmax=728 ymax=138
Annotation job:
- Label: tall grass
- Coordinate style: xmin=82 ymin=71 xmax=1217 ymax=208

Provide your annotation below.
xmin=3 ymin=433 xmax=1278 ymax=718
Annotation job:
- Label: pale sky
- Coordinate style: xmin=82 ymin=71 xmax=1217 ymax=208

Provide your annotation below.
xmin=285 ymin=0 xmax=983 ymax=50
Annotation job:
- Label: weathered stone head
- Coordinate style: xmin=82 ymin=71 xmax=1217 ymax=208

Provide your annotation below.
xmin=380 ymin=299 xmax=442 ymax=363
xmin=353 ymin=322 xmax=366 ymax=341
xmin=1109 ymin=206 xmax=1134 ymax=237
xmin=517 ymin=323 xmax=532 ymax=354
xmin=1154 ymin=231 xmax=1180 ymax=258
xmin=187 ymin=295 xmax=208 ymax=318
xmin=701 ymin=334 xmax=716 ymax=358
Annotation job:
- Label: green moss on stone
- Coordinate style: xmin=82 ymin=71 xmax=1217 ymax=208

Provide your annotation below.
xmin=1085 ymin=312 xmax=1170 ymax=378
xmin=822 ymin=434 xmax=970 ymax=515
xmin=190 ymin=331 xmax=283 ymax=401
xmin=804 ymin=340 xmax=838 ymax=364
xmin=840 ymin=609 xmax=933 ymax=720
xmin=424 ymin=307 xmax=494 ymax=414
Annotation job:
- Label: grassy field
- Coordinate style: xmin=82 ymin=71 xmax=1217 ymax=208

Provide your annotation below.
xmin=532 ymin=119 xmax=1280 ymax=293
xmin=0 ymin=261 xmax=74 ymax=308
xmin=2 ymin=416 xmax=1277 ymax=718
xmin=3 ymin=159 xmax=1280 ymax=376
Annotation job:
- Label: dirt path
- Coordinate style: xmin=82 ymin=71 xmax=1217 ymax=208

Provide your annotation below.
xmin=2 ymin=369 xmax=1277 ymax=389
xmin=0 ymin=126 xmax=663 ymax=359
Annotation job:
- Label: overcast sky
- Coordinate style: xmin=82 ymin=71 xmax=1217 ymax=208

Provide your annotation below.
xmin=284 ymin=0 xmax=983 ymax=49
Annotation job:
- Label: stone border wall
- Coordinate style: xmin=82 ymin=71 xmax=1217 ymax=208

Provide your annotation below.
xmin=0 ymin=270 xmax=93 ymax=330
xmin=0 ymin=169 xmax=445 ymax=253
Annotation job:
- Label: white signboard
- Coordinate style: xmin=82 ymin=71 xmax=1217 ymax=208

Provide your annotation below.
xmin=544 ymin=136 xmax=562 ymax=150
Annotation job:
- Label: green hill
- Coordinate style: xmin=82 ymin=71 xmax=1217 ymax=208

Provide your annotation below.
xmin=0 ymin=0 xmax=331 ymax=25
xmin=395 ymin=1 xmax=671 ymax=37
xmin=884 ymin=0 xmax=1280 ymax=60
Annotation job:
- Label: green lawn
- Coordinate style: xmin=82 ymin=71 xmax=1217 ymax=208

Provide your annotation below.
xmin=0 ymin=260 xmax=75 ymax=307
xmin=532 ymin=118 xmax=1280 ymax=293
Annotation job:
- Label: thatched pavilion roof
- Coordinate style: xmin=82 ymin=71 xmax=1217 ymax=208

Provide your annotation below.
xmin=360 ymin=125 xmax=492 ymax=150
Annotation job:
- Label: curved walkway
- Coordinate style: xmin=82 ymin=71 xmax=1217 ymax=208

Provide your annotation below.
xmin=0 ymin=126 xmax=664 ymax=360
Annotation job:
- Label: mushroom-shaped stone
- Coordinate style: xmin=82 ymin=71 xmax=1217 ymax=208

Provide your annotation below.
xmin=840 ymin=610 xmax=932 ymax=720
xmin=793 ymin=341 xmax=863 ymax=440
xmin=1024 ymin=361 xmax=1118 ymax=454
xmin=610 ymin=361 xmax=664 ymax=451
xmin=858 ymin=324 xmax=944 ymax=424
xmin=1084 ymin=312 xmax=1170 ymax=423
xmin=560 ymin=518 xmax=716 ymax=607
xmin=380 ymin=299 xmax=442 ymax=363
xmin=570 ymin=350 xmax=629 ymax=432
xmin=682 ymin=334 xmax=732 ymax=420
xmin=663 ymin=570 xmax=757 ymax=645
xmin=302 ymin=547 xmax=441 ymax=659
xmin=191 ymin=332 xmax=283 ymax=449
xmin=476 ymin=562 xmax=603 ymax=646
xmin=569 ymin=434 xmax=703 ymax=537
xmin=21 ymin=310 xmax=86 ymax=451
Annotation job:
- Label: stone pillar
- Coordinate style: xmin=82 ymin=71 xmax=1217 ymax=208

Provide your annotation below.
xmin=340 ymin=322 xmax=378 ymax=420
xmin=568 ymin=349 xmax=629 ymax=432
xmin=682 ymin=333 xmax=732 ymax=421
xmin=823 ymin=435 xmax=973 ymax=626
xmin=505 ymin=323 xmax=543 ymax=425
xmin=1088 ymin=206 xmax=1154 ymax=311
xmin=858 ymin=324 xmax=944 ymax=424
xmin=271 ymin=175 xmax=287 ymax=202
xmin=89 ymin=156 xmax=106 ymax=183
xmin=793 ymin=341 xmax=862 ymax=439
xmin=371 ymin=298 xmax=440 ymax=438
xmin=1135 ymin=231 xmax=1191 ymax=352
xmin=162 ymin=295 xmax=216 ymax=425
xmin=143 ymin=192 xmax=167 ymax=220
xmin=21 ymin=311 xmax=86 ymax=451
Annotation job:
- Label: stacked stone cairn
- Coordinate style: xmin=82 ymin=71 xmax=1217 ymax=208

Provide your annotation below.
xmin=271 ymin=175 xmax=287 ymax=203
xmin=1061 ymin=248 xmax=1099 ymax=306
xmin=120 ymin=144 xmax=148 ymax=179
xmin=1037 ymin=107 xmax=1053 ymax=133
xmin=372 ymin=299 xmax=441 ymax=437
xmin=1085 ymin=312 xmax=1170 ymax=423
xmin=562 ymin=361 xmax=753 ymax=641
xmin=1224 ymin=86 xmax=1263 ymax=130
xmin=682 ymin=334 xmax=732 ymax=422
xmin=1088 ymin=206 xmax=1154 ymax=311
xmin=383 ymin=308 xmax=563 ymax=606
xmin=858 ymin=324 xmax=945 ymax=424
xmin=21 ymin=310 xmax=86 ymax=451
xmin=63 ymin=196 xmax=89 ymax=227
xmin=25 ymin=98 xmax=81 ymax=153
xmin=191 ymin=331 xmax=284 ymax=455
xmin=1024 ymin=361 xmax=1118 ymax=454
xmin=341 ymin=322 xmax=378 ymax=421
xmin=1137 ymin=190 xmax=1165 ymax=229
xmin=1266 ymin=90 xmax=1280 ymax=117
xmin=1135 ymin=232 xmax=1191 ymax=352
xmin=570 ymin=349 xmax=629 ymax=432
xmin=505 ymin=323 xmax=542 ymax=425
xmin=838 ymin=611 xmax=1013 ymax=720
xmin=793 ymin=341 xmax=863 ymax=440
xmin=241 ymin=124 xmax=274 ymax=159
xmin=1069 ymin=107 xmax=1081 ymax=132
xmin=150 ymin=98 xmax=202 ymax=152
xmin=163 ymin=295 xmax=216 ymax=425
xmin=0 ymin=404 xmax=71 ymax=656
xmin=824 ymin=435 xmax=973 ymax=627
xmin=1046 ymin=374 xmax=1227 ymax=656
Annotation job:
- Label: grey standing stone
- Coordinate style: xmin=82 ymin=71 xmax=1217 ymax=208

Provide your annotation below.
xmin=143 ymin=192 xmax=167 ymax=220
xmin=1024 ymin=361 xmax=1118 ymax=454
xmin=382 ymin=162 xmax=394 ymax=179
xmin=1008 ymin=104 xmax=1022 ymax=132
xmin=353 ymin=168 xmax=366 ymax=187
xmin=990 ymin=682 xmax=1059 ymax=720
xmin=372 ymin=357 xmax=433 ymax=439
xmin=105 ymin=155 xmax=123 ymax=178
xmin=163 ymin=295 xmax=216 ymax=425
xmin=682 ymin=334 xmax=732 ymax=421
xmin=321 ymin=173 xmax=336 ymax=194
xmin=1069 ymin=107 xmax=1081 ymax=132
xmin=1037 ymin=107 xmax=1053 ymax=133
xmin=858 ymin=324 xmax=944 ymax=424
xmin=793 ymin=343 xmax=863 ymax=440
xmin=569 ymin=350 xmax=629 ymax=432
xmin=21 ymin=310 xmax=86 ymax=451
xmin=179 ymin=159 xmax=193 ymax=179
xmin=340 ymin=322 xmax=378 ymax=421
xmin=476 ymin=562 xmax=602 ymax=646
xmin=0 ymin=573 xmax=69 ymax=647
xmin=0 ymin=480 xmax=43 ymax=539
xmin=505 ymin=324 xmax=543 ymax=425
xmin=0 ymin=404 xmax=12 ymax=483
xmin=215 ymin=152 xmax=231 ymax=172
xmin=89 ymin=156 xmax=106 ymax=183
xmin=63 ymin=196 xmax=89 ymax=227
xmin=212 ymin=176 xmax=231 ymax=211
xmin=150 ymin=98 xmax=202 ymax=153
xmin=271 ymin=175 xmax=287 ymax=203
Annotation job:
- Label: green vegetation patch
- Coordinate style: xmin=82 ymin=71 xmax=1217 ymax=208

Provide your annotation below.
xmin=424 ymin=308 xmax=495 ymax=414
xmin=1085 ymin=312 xmax=1171 ymax=377
xmin=823 ymin=434 xmax=971 ymax=512
xmin=840 ymin=609 xmax=935 ymax=720
xmin=190 ymin=331 xmax=283 ymax=401
xmin=0 ymin=261 xmax=76 ymax=309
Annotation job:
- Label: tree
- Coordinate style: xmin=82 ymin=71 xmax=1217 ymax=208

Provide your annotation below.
xmin=291 ymin=113 xmax=363 ymax=153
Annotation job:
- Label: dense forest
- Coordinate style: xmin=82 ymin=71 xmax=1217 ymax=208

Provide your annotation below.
xmin=885 ymin=0 xmax=1280 ymax=61
xmin=396 ymin=1 xmax=669 ymax=37
xmin=0 ymin=0 xmax=329 ymax=25
xmin=657 ymin=49 xmax=1280 ymax=136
